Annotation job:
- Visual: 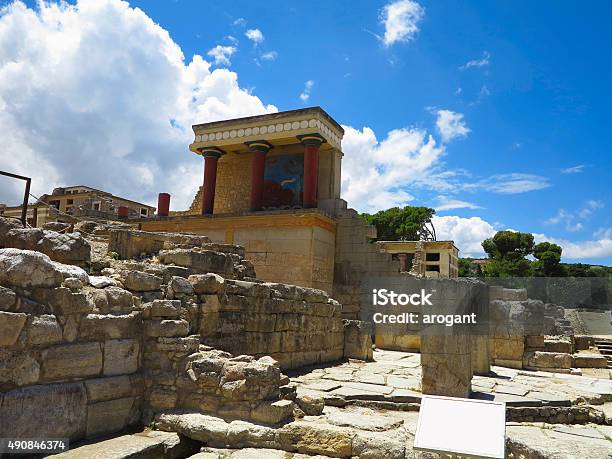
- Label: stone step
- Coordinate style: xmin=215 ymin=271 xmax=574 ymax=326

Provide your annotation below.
xmin=52 ymin=430 xmax=200 ymax=459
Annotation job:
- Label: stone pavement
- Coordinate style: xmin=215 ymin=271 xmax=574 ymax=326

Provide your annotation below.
xmin=291 ymin=349 xmax=612 ymax=410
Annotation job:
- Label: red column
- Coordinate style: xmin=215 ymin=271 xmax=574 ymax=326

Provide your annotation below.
xmin=199 ymin=148 xmax=224 ymax=215
xmin=298 ymin=134 xmax=324 ymax=208
xmin=246 ymin=141 xmax=273 ymax=211
xmin=157 ymin=193 xmax=170 ymax=217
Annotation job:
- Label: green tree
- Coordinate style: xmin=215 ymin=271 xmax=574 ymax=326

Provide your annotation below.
xmin=532 ymin=242 xmax=566 ymax=277
xmin=360 ymin=206 xmax=435 ymax=241
xmin=481 ymin=230 xmax=535 ymax=277
xmin=458 ymin=258 xmax=483 ymax=277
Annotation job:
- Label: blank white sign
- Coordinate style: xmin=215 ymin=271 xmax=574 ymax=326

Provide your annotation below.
xmin=414 ymin=395 xmax=506 ymax=458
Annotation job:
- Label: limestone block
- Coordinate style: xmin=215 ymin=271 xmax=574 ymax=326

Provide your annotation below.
xmin=421 ymin=351 xmax=472 ymax=398
xmin=151 ymin=299 xmax=184 ymax=318
xmin=159 ymin=249 xmax=234 ymax=276
xmin=225 ymin=280 xmax=271 ymax=298
xmin=250 ymin=400 xmax=294 ymax=425
xmin=471 ymin=335 xmax=490 ymax=376
xmin=85 ymin=375 xmax=133 ymax=402
xmin=525 ymin=351 xmax=573 ymax=369
xmin=167 ymin=276 xmax=194 ymax=296
xmin=124 ymin=271 xmax=163 ymax=292
xmin=574 ymin=335 xmax=594 ymax=351
xmin=295 ymin=393 xmax=324 ymax=416
xmin=0 ymin=248 xmax=64 ymax=288
xmin=104 ymin=286 xmax=134 ymax=310
xmin=544 ymin=338 xmax=572 ymax=354
xmin=41 ymin=342 xmax=103 ymax=381
xmin=86 ymin=397 xmax=134 ymax=439
xmin=89 ymin=275 xmax=117 ymax=288
xmin=149 ymin=388 xmax=178 ymax=410
xmin=0 ymin=349 xmax=40 ymax=386
xmin=525 ymin=335 xmax=545 ymax=350
xmin=343 ymin=320 xmax=373 ymax=361
xmin=491 ymin=336 xmax=524 ymax=361
xmin=37 ymin=230 xmax=91 ymax=265
xmin=573 ymin=354 xmax=609 ymax=368
xmin=502 ymin=288 xmax=528 ymax=301
xmin=63 ymin=316 xmax=78 ymax=342
xmin=0 ymin=382 xmax=87 ymax=439
xmin=0 ymin=286 xmax=17 ymax=311
xmin=189 ymin=273 xmax=226 ymax=294
xmin=79 ymin=312 xmax=141 ymax=340
xmin=104 ymin=339 xmax=140 ymax=376
xmin=50 ymin=287 xmax=93 ymax=314
xmin=146 ymin=319 xmax=190 ymax=338
xmin=0 ymin=311 xmax=27 ymax=346
xmin=277 ymin=421 xmax=354 ymax=457
xmin=27 ymin=314 xmax=63 ymax=346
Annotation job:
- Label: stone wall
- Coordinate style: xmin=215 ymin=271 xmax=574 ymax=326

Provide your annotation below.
xmin=0 ymin=217 xmax=91 ymax=266
xmin=194 ymin=275 xmax=345 ymax=370
xmin=0 ymin=249 xmax=142 ymax=441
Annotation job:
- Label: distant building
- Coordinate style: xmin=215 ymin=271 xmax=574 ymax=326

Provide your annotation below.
xmin=0 ymin=185 xmax=155 ymax=227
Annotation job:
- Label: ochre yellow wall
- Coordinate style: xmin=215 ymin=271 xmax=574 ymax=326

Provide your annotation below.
xmin=139 ymin=213 xmax=336 ymax=293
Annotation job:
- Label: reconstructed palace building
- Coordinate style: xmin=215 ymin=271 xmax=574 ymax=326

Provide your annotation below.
xmin=135 ymin=107 xmax=458 ymax=319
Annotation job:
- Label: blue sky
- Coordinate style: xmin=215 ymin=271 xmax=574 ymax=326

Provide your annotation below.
xmin=1 ymin=0 xmax=610 ymax=263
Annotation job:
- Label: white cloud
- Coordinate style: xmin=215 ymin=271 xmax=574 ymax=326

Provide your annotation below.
xmin=432 ymin=215 xmax=496 ymax=257
xmin=0 ymin=0 xmax=277 ymax=209
xmin=533 ymin=233 xmax=612 ymax=260
xmin=207 ymin=45 xmax=236 ymax=66
xmin=379 ymin=0 xmax=424 ymax=47
xmin=245 ymin=28 xmax=264 ymax=44
xmin=466 ymin=174 xmax=550 ymax=194
xmin=261 ymin=51 xmax=277 ymax=61
xmin=435 ymin=109 xmax=470 ymax=143
xmin=459 ymin=51 xmax=490 ymax=70
xmin=434 ymin=196 xmax=481 ymax=211
xmin=299 ymin=80 xmax=314 ymax=102
xmin=233 ymin=18 xmax=246 ymax=27
xmin=341 ymin=125 xmax=449 ymax=213
xmin=546 ymin=200 xmax=604 ymax=232
xmin=561 ymin=164 xmax=585 ymax=174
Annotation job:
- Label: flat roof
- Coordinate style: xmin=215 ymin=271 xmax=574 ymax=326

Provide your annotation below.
xmin=192 ymin=106 xmax=344 ymax=135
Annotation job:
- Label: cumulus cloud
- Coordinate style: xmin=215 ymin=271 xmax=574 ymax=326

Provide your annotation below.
xmin=379 ymin=0 xmax=424 ymax=47
xmin=0 ymin=0 xmax=277 ymax=209
xmin=299 ymin=80 xmax=314 ymax=102
xmin=435 ymin=109 xmax=470 ymax=143
xmin=341 ymin=125 xmax=449 ymax=213
xmin=207 ymin=45 xmax=236 ymax=66
xmin=459 ymin=51 xmax=490 ymax=70
xmin=432 ymin=215 xmax=497 ymax=257
xmin=245 ymin=28 xmax=264 ymax=44
xmin=533 ymin=233 xmax=612 ymax=260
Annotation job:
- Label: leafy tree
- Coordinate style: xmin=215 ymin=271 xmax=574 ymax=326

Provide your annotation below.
xmin=532 ymin=242 xmax=566 ymax=277
xmin=481 ymin=231 xmax=535 ymax=277
xmin=360 ymin=206 xmax=435 ymax=241
xmin=458 ymin=258 xmax=483 ymax=277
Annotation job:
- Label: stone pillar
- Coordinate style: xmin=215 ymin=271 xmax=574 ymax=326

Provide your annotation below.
xmin=297 ymin=134 xmax=324 ymax=208
xmin=245 ymin=140 xmax=273 ymax=211
xmin=157 ymin=193 xmax=170 ymax=217
xmin=198 ymin=148 xmax=224 ymax=215
xmin=420 ymin=279 xmax=474 ymax=398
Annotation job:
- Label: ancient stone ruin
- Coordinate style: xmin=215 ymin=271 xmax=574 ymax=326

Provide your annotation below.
xmin=1 ymin=216 xmax=610 ymax=458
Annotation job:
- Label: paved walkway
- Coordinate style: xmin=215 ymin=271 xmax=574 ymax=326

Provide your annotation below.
xmin=292 ymin=349 xmax=612 ymax=408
